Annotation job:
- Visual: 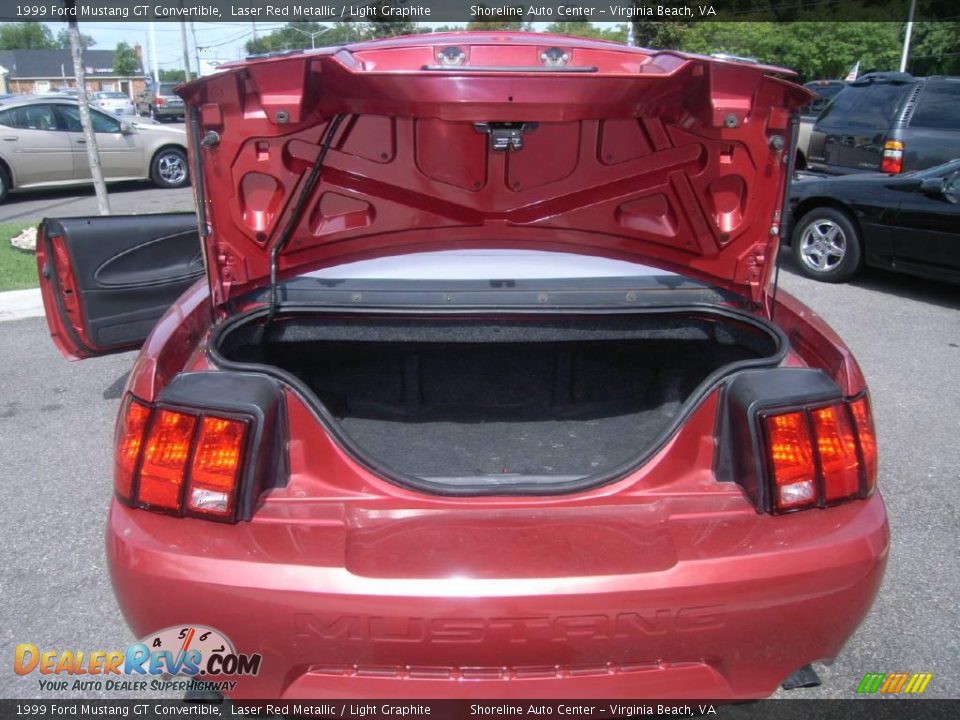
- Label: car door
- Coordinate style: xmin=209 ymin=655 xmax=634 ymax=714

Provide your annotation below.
xmin=36 ymin=213 xmax=204 ymax=360
xmin=0 ymin=104 xmax=74 ymax=186
xmin=892 ymin=168 xmax=960 ymax=277
xmin=55 ymin=104 xmax=145 ymax=180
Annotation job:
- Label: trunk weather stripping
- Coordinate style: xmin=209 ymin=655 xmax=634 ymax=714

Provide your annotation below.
xmin=266 ymin=114 xmax=347 ymax=325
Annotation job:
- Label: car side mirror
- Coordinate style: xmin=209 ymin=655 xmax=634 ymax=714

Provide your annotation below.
xmin=119 ymin=121 xmax=134 ymax=135
xmin=919 ymin=177 xmax=947 ymax=197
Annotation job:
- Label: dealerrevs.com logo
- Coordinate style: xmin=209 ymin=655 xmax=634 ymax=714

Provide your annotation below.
xmin=14 ymin=625 xmax=262 ymax=693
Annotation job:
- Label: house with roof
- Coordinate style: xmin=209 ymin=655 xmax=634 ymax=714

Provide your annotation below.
xmin=0 ymin=48 xmax=145 ymax=98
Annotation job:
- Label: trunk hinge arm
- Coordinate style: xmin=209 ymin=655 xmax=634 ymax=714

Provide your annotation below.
xmin=769 ymin=111 xmax=800 ymax=320
xmin=266 ymin=114 xmax=347 ymax=325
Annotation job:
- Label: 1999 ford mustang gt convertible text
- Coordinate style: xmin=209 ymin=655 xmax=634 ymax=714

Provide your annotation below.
xmin=35 ymin=33 xmax=887 ymax=700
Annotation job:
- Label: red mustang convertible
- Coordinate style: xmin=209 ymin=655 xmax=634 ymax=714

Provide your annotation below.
xmin=36 ymin=33 xmax=887 ymax=700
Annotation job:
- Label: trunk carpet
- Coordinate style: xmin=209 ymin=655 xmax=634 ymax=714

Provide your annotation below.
xmin=340 ymin=402 xmax=681 ymax=478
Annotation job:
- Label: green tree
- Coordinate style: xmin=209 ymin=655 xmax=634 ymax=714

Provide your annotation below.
xmin=158 ymin=69 xmax=187 ymax=83
xmin=112 ymin=42 xmax=140 ymax=76
xmin=632 ymin=21 xmax=690 ymax=49
xmin=467 ymin=8 xmax=530 ymax=31
xmin=545 ymin=22 xmax=628 ymax=43
xmin=245 ymin=22 xmax=364 ymax=54
xmin=56 ymin=28 xmax=95 ymax=50
xmin=909 ymin=21 xmax=960 ymax=75
xmin=677 ymin=21 xmax=901 ymax=81
xmin=0 ymin=22 xmax=56 ymax=50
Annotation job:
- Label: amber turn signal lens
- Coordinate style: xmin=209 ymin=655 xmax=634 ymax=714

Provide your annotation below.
xmin=114 ymin=397 xmax=151 ymax=502
xmin=187 ymin=417 xmax=247 ymax=517
xmin=137 ymin=410 xmax=197 ymax=511
xmin=764 ymin=411 xmax=817 ymax=511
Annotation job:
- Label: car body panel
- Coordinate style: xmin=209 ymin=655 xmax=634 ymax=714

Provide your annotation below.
xmin=34 ymin=34 xmax=887 ymax=701
xmin=790 ymin=160 xmax=960 ymax=283
xmin=35 ymin=214 xmax=203 ymax=360
xmin=0 ymin=96 xmax=187 ymax=192
xmin=0 ymin=103 xmax=75 ymax=185
xmin=176 ymin=32 xmax=810 ymax=308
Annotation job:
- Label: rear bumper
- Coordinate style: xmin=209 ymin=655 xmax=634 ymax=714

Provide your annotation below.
xmin=107 ymin=493 xmax=888 ymax=700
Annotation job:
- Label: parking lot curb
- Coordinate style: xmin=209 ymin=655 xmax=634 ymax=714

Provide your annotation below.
xmin=0 ymin=288 xmax=43 ymax=322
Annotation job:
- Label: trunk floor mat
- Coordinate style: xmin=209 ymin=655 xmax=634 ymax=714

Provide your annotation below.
xmin=339 ymin=405 xmax=678 ymax=477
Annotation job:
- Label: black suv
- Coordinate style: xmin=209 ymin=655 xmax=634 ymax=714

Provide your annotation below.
xmin=807 ymin=73 xmax=960 ymax=175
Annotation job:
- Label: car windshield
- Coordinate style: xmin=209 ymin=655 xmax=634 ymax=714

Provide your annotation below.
xmin=158 ymin=84 xmax=178 ymax=94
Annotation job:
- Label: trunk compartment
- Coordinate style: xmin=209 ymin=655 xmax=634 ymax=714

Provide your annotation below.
xmin=213 ymin=309 xmax=784 ymax=492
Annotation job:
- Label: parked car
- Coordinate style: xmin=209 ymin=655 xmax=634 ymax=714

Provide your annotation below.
xmin=789 ymin=160 xmax=960 ymax=283
xmin=91 ymin=90 xmax=136 ymax=116
xmin=35 ymin=34 xmax=886 ymax=701
xmin=135 ymin=81 xmax=185 ymax=121
xmin=0 ymin=95 xmax=189 ymax=201
xmin=795 ymin=80 xmax=846 ymax=170
xmin=807 ymin=72 xmax=960 ymax=175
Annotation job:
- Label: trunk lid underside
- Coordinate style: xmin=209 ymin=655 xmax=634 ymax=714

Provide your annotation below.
xmin=178 ymin=33 xmax=811 ymax=308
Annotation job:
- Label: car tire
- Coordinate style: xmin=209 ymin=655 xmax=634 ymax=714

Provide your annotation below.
xmin=0 ymin=164 xmax=10 ymax=204
xmin=150 ymin=147 xmax=190 ymax=189
xmin=791 ymin=207 xmax=862 ymax=282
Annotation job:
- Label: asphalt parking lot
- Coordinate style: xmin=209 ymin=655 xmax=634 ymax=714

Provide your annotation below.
xmin=0 ymin=242 xmax=958 ymax=699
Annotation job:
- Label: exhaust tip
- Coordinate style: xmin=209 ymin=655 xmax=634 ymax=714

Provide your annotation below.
xmin=781 ymin=663 xmax=822 ymax=690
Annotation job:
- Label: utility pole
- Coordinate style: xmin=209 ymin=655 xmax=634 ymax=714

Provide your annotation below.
xmin=149 ymin=22 xmax=159 ymax=83
xmin=180 ymin=21 xmax=192 ymax=81
xmin=190 ymin=21 xmax=201 ymax=77
xmin=900 ymin=0 xmax=917 ymax=72
xmin=65 ymin=0 xmax=110 ymax=215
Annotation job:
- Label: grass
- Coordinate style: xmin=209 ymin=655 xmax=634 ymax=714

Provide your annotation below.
xmin=0 ymin=220 xmax=41 ymax=291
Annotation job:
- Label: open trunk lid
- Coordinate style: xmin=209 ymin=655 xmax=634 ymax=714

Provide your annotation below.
xmin=177 ymin=32 xmax=811 ymax=309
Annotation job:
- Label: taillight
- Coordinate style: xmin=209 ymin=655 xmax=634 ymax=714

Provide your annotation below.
xmin=138 ymin=410 xmax=197 ymax=512
xmin=849 ymin=395 xmax=877 ymax=493
xmin=113 ymin=396 xmax=250 ymax=522
xmin=187 ymin=417 xmax=247 ymax=518
xmin=155 ymin=97 xmax=165 ymax=107
xmin=811 ymin=404 xmax=860 ymax=502
xmin=762 ymin=394 xmax=877 ymax=513
xmin=114 ymin=397 xmax=151 ymax=502
xmin=881 ymin=140 xmax=904 ymax=173
xmin=764 ymin=411 xmax=817 ymax=511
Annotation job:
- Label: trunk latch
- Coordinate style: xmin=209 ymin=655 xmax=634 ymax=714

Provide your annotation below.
xmin=475 ymin=122 xmax=538 ymax=151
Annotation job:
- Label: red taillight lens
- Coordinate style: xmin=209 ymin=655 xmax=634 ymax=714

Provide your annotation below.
xmin=187 ymin=417 xmax=247 ymax=518
xmin=881 ymin=140 xmax=904 ymax=174
xmin=764 ymin=411 xmax=818 ymax=510
xmin=811 ymin=404 xmax=860 ymax=501
xmin=114 ymin=397 xmax=151 ymax=501
xmin=155 ymin=97 xmax=165 ymax=106
xmin=763 ymin=394 xmax=877 ymax=513
xmin=112 ymin=394 xmax=254 ymax=522
xmin=849 ymin=396 xmax=877 ymax=493
xmin=137 ymin=409 xmax=197 ymax=511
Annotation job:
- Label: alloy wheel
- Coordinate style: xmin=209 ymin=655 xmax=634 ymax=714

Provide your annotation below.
xmin=799 ymin=218 xmax=847 ymax=272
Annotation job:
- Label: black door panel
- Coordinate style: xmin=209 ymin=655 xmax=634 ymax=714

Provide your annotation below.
xmin=40 ymin=213 xmax=203 ymax=356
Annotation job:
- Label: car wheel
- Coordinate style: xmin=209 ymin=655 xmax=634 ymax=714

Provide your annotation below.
xmin=0 ymin=164 xmax=10 ymax=203
xmin=791 ymin=207 xmax=862 ymax=282
xmin=150 ymin=147 xmax=190 ymax=189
